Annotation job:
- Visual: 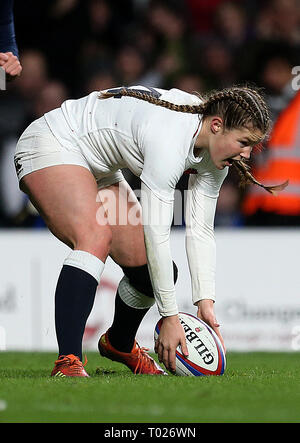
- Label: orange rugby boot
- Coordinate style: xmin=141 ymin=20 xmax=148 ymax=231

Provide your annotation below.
xmin=51 ymin=354 xmax=89 ymax=377
xmin=98 ymin=330 xmax=167 ymax=375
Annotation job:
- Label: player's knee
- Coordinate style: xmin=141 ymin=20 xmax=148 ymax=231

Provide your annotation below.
xmin=73 ymin=223 xmax=112 ymax=261
xmin=121 ymin=261 xmax=178 ymax=298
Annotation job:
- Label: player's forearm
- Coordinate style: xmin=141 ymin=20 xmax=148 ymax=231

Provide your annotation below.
xmin=143 ymin=224 xmax=178 ymax=316
xmin=141 ymin=182 xmax=178 ymax=317
xmin=185 ymin=178 xmax=218 ymax=305
xmin=185 ymin=230 xmax=216 ymax=304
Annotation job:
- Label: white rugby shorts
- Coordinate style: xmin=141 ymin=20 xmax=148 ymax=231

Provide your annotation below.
xmin=14 ymin=116 xmax=124 ymax=189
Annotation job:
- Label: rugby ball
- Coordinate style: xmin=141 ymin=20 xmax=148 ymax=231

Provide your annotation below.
xmin=154 ymin=312 xmax=226 ymax=376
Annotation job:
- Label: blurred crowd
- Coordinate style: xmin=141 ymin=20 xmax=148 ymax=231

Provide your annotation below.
xmin=1 ymin=0 xmax=300 ymax=228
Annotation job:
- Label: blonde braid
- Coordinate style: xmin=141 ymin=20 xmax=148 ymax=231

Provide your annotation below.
xmin=99 ymin=87 xmax=203 ymax=114
xmin=233 ymin=160 xmax=288 ymax=195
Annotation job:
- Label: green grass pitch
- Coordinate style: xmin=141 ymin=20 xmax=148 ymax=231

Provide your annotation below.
xmin=1 ymin=351 xmax=300 ymax=423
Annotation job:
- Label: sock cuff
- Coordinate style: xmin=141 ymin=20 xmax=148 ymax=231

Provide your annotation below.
xmin=64 ymin=250 xmax=105 ymax=283
xmin=118 ymin=276 xmax=155 ymax=309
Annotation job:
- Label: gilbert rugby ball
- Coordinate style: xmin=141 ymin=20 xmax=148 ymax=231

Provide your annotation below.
xmin=154 ymin=312 xmax=226 ymax=376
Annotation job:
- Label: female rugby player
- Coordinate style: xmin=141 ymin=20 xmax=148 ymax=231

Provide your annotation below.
xmin=14 ymin=85 xmax=287 ymax=376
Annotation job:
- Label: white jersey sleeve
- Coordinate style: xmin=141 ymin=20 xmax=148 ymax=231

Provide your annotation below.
xmin=140 ymin=181 xmax=177 ymax=316
xmin=138 ymin=109 xmax=187 ymax=316
xmin=185 ymin=153 xmax=228 ymax=305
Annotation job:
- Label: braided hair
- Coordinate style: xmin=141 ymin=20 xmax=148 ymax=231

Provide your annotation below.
xmin=99 ymin=86 xmax=288 ymax=195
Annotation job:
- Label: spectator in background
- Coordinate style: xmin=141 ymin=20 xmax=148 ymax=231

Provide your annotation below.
xmin=84 ymin=69 xmax=117 ymax=95
xmin=185 ymin=0 xmax=226 ymax=34
xmin=260 ymin=46 xmax=297 ymax=121
xmin=0 ymin=49 xmax=48 ymax=227
xmin=213 ymin=1 xmax=251 ymax=52
xmin=146 ymin=1 xmax=192 ymax=87
xmin=16 ymin=50 xmax=48 ymax=103
xmin=0 ymin=47 xmax=68 ymax=227
xmin=114 ymin=45 xmax=147 ymax=86
xmin=0 ymin=49 xmax=49 ymax=138
xmin=0 ymin=0 xmax=22 ymax=80
xmin=31 ymin=80 xmax=69 ymax=120
xmin=0 ymin=78 xmax=68 ymax=228
xmin=242 ymin=86 xmax=300 ymax=226
xmin=215 ymin=181 xmax=244 ymax=227
xmin=255 ymin=0 xmax=300 ymax=46
xmin=129 ymin=24 xmax=161 ymax=69
xmin=78 ymin=0 xmax=119 ymax=67
xmin=173 ymin=72 xmax=206 ymax=95
xmin=197 ymin=38 xmax=237 ymax=90
xmin=41 ymin=0 xmax=88 ymax=94
xmin=239 ymin=39 xmax=300 ymax=226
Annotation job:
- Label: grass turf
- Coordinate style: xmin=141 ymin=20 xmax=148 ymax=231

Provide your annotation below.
xmin=0 ymin=351 xmax=300 ymax=423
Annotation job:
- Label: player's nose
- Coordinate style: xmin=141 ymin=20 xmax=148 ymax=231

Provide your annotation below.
xmin=240 ymin=146 xmax=252 ymax=160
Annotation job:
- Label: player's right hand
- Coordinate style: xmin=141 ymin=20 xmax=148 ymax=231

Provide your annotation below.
xmin=154 ymin=314 xmax=189 ymax=373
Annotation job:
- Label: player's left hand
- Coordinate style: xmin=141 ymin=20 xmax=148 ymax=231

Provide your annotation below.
xmin=0 ymin=52 xmax=22 ymax=79
xmin=196 ymin=299 xmax=226 ymax=353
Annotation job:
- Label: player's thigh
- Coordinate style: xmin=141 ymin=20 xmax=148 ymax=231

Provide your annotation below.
xmin=97 ymin=180 xmax=147 ymax=267
xmin=20 ymin=165 xmax=112 ymax=260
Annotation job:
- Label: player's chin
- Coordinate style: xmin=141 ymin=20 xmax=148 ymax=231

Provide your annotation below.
xmin=216 ymin=162 xmax=228 ymax=170
xmin=212 ymin=157 xmax=231 ymax=170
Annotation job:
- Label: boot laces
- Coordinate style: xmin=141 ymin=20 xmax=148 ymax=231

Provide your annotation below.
xmin=132 ymin=346 xmax=156 ymax=374
xmin=55 ymin=354 xmax=88 ymax=373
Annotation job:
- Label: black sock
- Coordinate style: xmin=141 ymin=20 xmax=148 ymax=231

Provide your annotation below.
xmin=108 ymin=291 xmax=150 ymax=353
xmin=55 ymin=264 xmax=98 ymax=361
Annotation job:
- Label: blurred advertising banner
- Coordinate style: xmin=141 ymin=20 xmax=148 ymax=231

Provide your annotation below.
xmin=0 ymin=229 xmax=300 ymax=352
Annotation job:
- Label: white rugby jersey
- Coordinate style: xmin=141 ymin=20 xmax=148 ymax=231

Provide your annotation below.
xmin=44 ymin=86 xmax=228 ymax=316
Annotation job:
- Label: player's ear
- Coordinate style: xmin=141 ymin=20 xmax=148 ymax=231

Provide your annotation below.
xmin=210 ymin=117 xmax=223 ymax=134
